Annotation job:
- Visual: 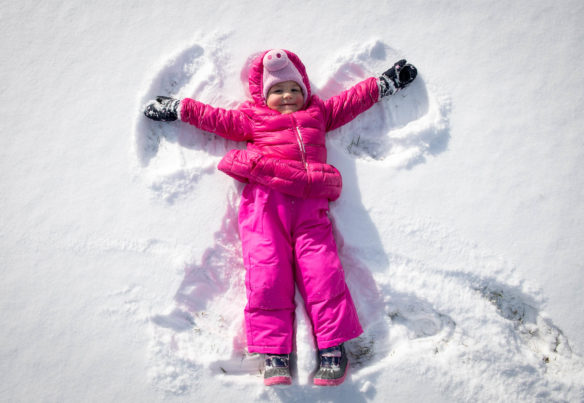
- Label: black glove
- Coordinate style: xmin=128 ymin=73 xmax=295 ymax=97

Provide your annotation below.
xmin=379 ymin=60 xmax=418 ymax=98
xmin=143 ymin=96 xmax=180 ymax=121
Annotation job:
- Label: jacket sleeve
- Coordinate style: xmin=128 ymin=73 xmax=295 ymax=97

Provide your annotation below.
xmin=179 ymin=98 xmax=253 ymax=142
xmin=322 ymin=76 xmax=380 ymax=132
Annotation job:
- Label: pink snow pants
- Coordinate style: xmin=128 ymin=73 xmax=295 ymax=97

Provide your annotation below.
xmin=239 ymin=183 xmax=363 ymax=354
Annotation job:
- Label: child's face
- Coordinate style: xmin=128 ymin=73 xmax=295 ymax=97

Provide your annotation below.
xmin=266 ymin=81 xmax=304 ymax=114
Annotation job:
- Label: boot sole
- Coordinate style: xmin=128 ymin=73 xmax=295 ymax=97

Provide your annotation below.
xmin=313 ymin=362 xmax=349 ymax=386
xmin=264 ymin=376 xmax=292 ymax=386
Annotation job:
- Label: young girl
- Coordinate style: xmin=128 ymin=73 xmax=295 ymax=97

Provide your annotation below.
xmin=144 ymin=49 xmax=417 ymax=386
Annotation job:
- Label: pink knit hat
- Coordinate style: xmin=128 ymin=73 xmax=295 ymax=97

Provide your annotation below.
xmin=262 ymin=49 xmax=308 ymax=104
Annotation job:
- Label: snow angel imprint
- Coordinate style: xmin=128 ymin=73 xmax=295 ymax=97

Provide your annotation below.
xmin=143 ymin=48 xmax=418 ymax=386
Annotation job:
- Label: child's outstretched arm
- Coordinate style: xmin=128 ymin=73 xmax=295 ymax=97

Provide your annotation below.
xmin=144 ymin=96 xmax=252 ymax=142
xmin=323 ymin=59 xmax=417 ymax=132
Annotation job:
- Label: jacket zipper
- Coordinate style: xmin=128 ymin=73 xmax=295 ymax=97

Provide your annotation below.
xmin=291 ymin=115 xmax=307 ymax=167
xmin=291 ymin=115 xmax=312 ymax=197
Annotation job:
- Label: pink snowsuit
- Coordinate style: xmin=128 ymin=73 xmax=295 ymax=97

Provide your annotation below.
xmin=179 ymin=49 xmax=380 ymax=354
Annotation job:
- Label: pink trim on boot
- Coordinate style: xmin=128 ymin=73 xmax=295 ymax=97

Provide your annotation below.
xmin=313 ymin=362 xmax=349 ymax=386
xmin=264 ymin=376 xmax=292 ymax=386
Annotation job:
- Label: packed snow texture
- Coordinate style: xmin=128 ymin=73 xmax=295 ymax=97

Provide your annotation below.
xmin=2 ymin=1 xmax=584 ymax=402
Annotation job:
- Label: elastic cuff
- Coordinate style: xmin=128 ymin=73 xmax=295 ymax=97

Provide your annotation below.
xmin=377 ymin=78 xmax=383 ymax=101
xmin=378 ymin=75 xmax=397 ymax=99
xmin=176 ymin=99 xmax=183 ymax=121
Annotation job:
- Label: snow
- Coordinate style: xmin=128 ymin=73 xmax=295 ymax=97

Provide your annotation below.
xmin=1 ymin=1 xmax=584 ymax=401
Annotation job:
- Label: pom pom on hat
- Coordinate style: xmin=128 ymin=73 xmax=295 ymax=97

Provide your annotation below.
xmin=262 ymin=49 xmax=308 ymax=104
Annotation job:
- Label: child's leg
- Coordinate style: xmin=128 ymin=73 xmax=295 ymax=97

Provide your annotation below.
xmin=238 ymin=183 xmax=296 ymax=354
xmin=293 ymin=198 xmax=363 ymax=349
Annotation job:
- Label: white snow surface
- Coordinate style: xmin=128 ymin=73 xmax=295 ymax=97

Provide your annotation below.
xmin=2 ymin=1 xmax=584 ymax=402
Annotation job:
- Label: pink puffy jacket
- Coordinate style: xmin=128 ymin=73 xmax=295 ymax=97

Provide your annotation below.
xmin=179 ymin=49 xmax=380 ymax=200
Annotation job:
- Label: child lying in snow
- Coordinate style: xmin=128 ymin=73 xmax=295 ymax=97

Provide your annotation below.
xmin=144 ymin=49 xmax=417 ymax=386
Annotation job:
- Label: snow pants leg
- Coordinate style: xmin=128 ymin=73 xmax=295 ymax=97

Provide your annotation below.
xmin=238 ymin=183 xmax=362 ymax=354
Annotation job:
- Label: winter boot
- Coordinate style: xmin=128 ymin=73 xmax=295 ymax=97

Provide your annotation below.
xmin=264 ymin=353 xmax=292 ymax=386
xmin=313 ymin=344 xmax=349 ymax=386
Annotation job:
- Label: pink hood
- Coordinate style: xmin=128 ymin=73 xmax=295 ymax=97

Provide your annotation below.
xmin=248 ymin=49 xmax=312 ymax=107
